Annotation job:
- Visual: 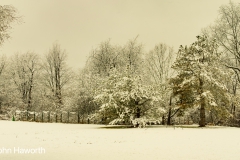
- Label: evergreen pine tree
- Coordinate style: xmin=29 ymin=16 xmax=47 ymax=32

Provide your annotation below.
xmin=171 ymin=36 xmax=231 ymax=127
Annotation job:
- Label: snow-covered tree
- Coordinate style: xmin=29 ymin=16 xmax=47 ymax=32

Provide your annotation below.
xmin=0 ymin=5 xmax=20 ymax=46
xmin=144 ymin=43 xmax=176 ymax=125
xmin=86 ymin=37 xmax=143 ymax=78
xmin=0 ymin=56 xmax=22 ymax=116
xmin=67 ymin=68 xmax=99 ymax=123
xmin=41 ymin=43 xmax=73 ymax=110
xmin=0 ymin=55 xmax=6 ymax=76
xmin=201 ymin=1 xmax=240 ymax=125
xmin=10 ymin=52 xmax=39 ymax=111
xmin=171 ymin=35 xmax=232 ymax=127
xmin=122 ymin=36 xmax=144 ymax=76
xmin=144 ymin=43 xmax=175 ymax=85
xmin=94 ymin=68 xmax=160 ymax=126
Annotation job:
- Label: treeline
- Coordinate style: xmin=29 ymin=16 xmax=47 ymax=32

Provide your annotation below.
xmin=0 ymin=38 xmax=175 ymax=125
xmin=1 ymin=1 xmax=240 ymax=127
xmin=0 ymin=44 xmax=75 ymax=112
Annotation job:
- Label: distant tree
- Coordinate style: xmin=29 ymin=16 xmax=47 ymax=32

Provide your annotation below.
xmin=0 ymin=58 xmax=21 ymax=116
xmin=122 ymin=36 xmax=144 ymax=76
xmin=10 ymin=52 xmax=39 ymax=110
xmin=0 ymin=55 xmax=7 ymax=113
xmin=145 ymin=43 xmax=175 ymax=85
xmin=171 ymin=36 xmax=231 ymax=127
xmin=144 ymin=43 xmax=176 ymax=125
xmin=86 ymin=37 xmax=143 ymax=79
xmin=73 ymin=68 xmax=100 ymax=123
xmin=86 ymin=40 xmax=123 ymax=77
xmin=41 ymin=43 xmax=72 ymax=110
xmin=0 ymin=55 xmax=6 ymax=76
xmin=0 ymin=5 xmax=19 ymax=46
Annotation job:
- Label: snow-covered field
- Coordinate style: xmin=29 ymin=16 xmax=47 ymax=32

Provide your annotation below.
xmin=0 ymin=121 xmax=240 ymax=160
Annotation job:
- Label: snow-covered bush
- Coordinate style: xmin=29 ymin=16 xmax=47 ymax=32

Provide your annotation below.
xmin=94 ymin=69 xmax=162 ymax=126
xmin=132 ymin=118 xmax=147 ymax=128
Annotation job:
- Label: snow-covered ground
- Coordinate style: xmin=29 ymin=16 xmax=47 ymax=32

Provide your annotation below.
xmin=0 ymin=121 xmax=240 ymax=160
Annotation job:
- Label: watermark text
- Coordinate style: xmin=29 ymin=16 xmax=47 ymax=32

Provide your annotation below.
xmin=0 ymin=147 xmax=46 ymax=154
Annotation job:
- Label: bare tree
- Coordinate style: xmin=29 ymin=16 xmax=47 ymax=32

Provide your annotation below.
xmin=207 ymin=1 xmax=240 ymax=81
xmin=0 ymin=5 xmax=20 ymax=46
xmin=145 ymin=43 xmax=175 ymax=85
xmin=144 ymin=43 xmax=176 ymax=125
xmin=123 ymin=36 xmax=144 ymax=76
xmin=86 ymin=37 xmax=143 ymax=78
xmin=0 ymin=55 xmax=6 ymax=113
xmin=42 ymin=43 xmax=72 ymax=109
xmin=0 ymin=5 xmax=20 ymax=114
xmin=10 ymin=52 xmax=39 ymax=110
xmin=202 ymin=1 xmax=240 ymax=124
xmin=86 ymin=40 xmax=124 ymax=77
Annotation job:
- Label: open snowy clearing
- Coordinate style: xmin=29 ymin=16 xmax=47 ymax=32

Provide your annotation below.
xmin=0 ymin=121 xmax=240 ymax=160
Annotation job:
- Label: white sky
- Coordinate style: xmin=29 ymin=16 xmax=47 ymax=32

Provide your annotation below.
xmin=0 ymin=0 xmax=231 ymax=69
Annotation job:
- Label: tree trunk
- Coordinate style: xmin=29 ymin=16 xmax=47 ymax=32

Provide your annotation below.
xmin=199 ymin=78 xmax=206 ymax=127
xmin=199 ymin=104 xmax=206 ymax=127
xmin=0 ymin=102 xmax=2 ymax=114
xmin=27 ymin=74 xmax=33 ymax=111
xmin=210 ymin=110 xmax=214 ymax=124
xmin=162 ymin=114 xmax=165 ymax=125
xmin=136 ymin=107 xmax=140 ymax=118
xmin=167 ymin=108 xmax=172 ymax=125
xmin=232 ymin=104 xmax=236 ymax=126
xmin=167 ymin=96 xmax=172 ymax=125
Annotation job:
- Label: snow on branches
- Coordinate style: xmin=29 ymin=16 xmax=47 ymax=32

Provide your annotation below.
xmin=94 ymin=69 xmax=161 ymax=126
xmin=171 ymin=35 xmax=232 ymax=126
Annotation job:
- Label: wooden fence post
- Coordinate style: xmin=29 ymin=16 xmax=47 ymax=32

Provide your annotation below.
xmin=68 ymin=111 xmax=69 ymax=123
xmin=41 ymin=111 xmax=43 ymax=122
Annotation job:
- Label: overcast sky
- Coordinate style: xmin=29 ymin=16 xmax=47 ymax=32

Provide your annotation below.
xmin=1 ymin=0 xmax=231 ymax=69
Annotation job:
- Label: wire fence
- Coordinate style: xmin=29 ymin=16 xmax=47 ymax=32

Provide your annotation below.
xmin=14 ymin=110 xmax=90 ymax=124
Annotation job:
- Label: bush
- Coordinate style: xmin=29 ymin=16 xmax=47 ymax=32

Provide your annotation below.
xmin=132 ymin=118 xmax=147 ymax=128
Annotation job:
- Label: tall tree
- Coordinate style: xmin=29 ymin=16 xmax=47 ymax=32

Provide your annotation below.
xmin=10 ymin=52 xmax=39 ymax=110
xmin=87 ymin=40 xmax=121 ymax=77
xmin=171 ymin=36 xmax=231 ymax=127
xmin=86 ymin=37 xmax=143 ymax=79
xmin=144 ymin=43 xmax=176 ymax=125
xmin=210 ymin=1 xmax=240 ymax=76
xmin=145 ymin=43 xmax=175 ymax=85
xmin=42 ymin=43 xmax=72 ymax=110
xmin=0 ymin=4 xmax=19 ymax=110
xmin=202 ymin=1 xmax=240 ymax=124
xmin=74 ymin=68 xmax=100 ymax=123
xmin=122 ymin=36 xmax=144 ymax=76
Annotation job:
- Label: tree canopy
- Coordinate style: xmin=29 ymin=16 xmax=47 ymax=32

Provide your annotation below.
xmin=0 ymin=5 xmax=19 ymax=46
xmin=94 ymin=69 xmax=161 ymax=126
xmin=171 ymin=36 xmax=232 ymax=126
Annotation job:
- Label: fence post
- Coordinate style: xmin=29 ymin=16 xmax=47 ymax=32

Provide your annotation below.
xmin=55 ymin=112 xmax=57 ymax=122
xmin=41 ymin=111 xmax=43 ymax=122
xmin=68 ymin=111 xmax=69 ymax=123
xmin=61 ymin=112 xmax=62 ymax=123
